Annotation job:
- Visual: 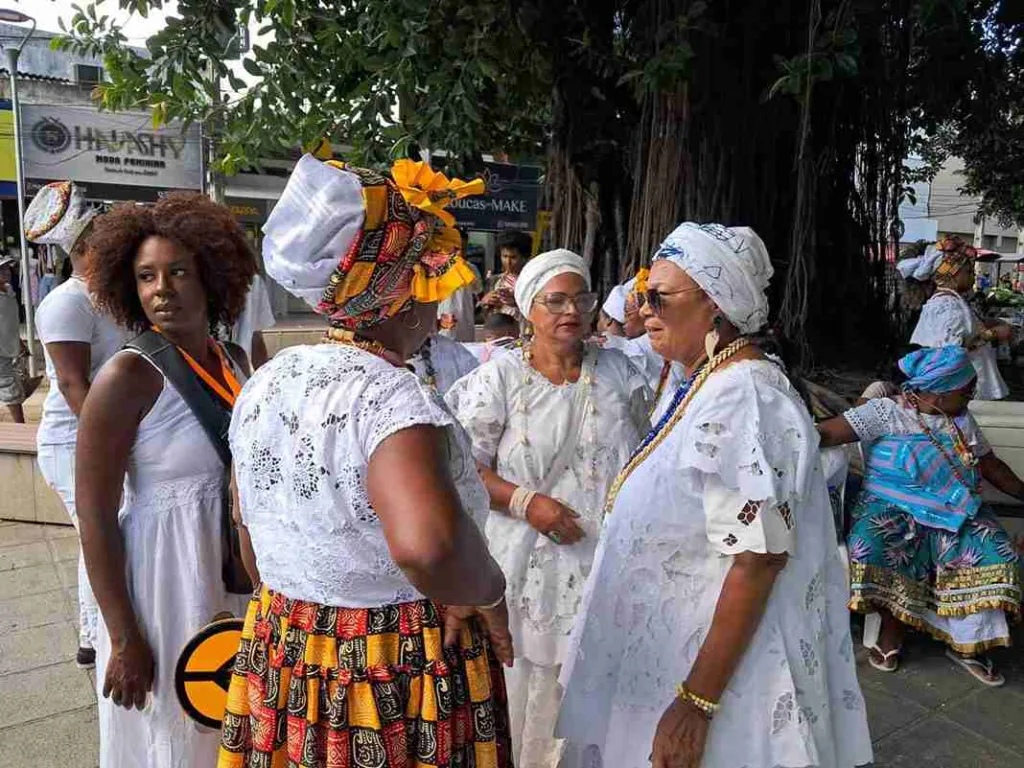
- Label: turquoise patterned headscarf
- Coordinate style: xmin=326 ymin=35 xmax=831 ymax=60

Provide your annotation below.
xmin=898 ymin=346 xmax=976 ymax=394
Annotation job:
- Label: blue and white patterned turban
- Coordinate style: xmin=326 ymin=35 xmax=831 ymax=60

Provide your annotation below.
xmin=653 ymin=222 xmax=773 ymax=334
xmin=899 ymin=346 xmax=976 ymax=394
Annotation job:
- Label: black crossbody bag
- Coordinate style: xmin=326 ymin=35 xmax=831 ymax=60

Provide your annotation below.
xmin=125 ymin=330 xmax=254 ymax=595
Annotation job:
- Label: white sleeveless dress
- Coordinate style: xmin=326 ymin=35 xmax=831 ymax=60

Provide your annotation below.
xmin=95 ymin=350 xmax=247 ymax=768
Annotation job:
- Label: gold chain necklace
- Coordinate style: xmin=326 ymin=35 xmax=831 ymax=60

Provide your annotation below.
xmin=321 ymin=328 xmax=411 ymax=368
xmin=604 ymin=337 xmax=752 ymax=514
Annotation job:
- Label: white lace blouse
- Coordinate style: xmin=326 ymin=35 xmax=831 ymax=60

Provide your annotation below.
xmin=911 ymin=291 xmax=1008 ymax=400
xmin=557 ymin=360 xmax=873 ymax=768
xmin=446 ymin=345 xmax=651 ymax=666
xmin=229 ymin=344 xmax=490 ymax=608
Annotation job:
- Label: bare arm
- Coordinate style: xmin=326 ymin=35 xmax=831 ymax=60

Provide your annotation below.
xmin=230 ymin=469 xmax=261 ymax=585
xmin=476 ymin=461 xmax=585 ymax=544
xmin=652 ymin=551 xmax=788 ymax=768
xmin=367 ymin=426 xmax=505 ymax=606
xmin=817 ymin=415 xmax=860 ymax=448
xmin=979 ymin=452 xmax=1024 ymax=501
xmin=46 ymin=341 xmax=91 ymax=415
xmin=477 ymin=462 xmax=517 ymax=513
xmin=685 ymin=552 xmax=788 ymax=700
xmin=76 ymin=353 xmax=162 ymax=708
xmin=250 ymin=332 xmax=269 ymax=370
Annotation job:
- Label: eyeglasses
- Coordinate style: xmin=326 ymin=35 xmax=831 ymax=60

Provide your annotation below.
xmin=534 ymin=291 xmax=599 ymax=314
xmin=639 ymin=286 xmax=703 ymax=316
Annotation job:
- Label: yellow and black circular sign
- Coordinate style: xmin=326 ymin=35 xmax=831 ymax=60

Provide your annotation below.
xmin=174 ymin=618 xmax=243 ymax=729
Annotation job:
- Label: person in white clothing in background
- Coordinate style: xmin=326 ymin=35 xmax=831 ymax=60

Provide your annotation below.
xmin=409 ymin=322 xmax=480 ymax=395
xmin=227 ymin=271 xmax=276 ymax=368
xmin=24 ymin=182 xmax=129 ymax=669
xmin=438 ymin=228 xmax=483 ymax=342
xmin=0 ymin=255 xmax=27 ymax=423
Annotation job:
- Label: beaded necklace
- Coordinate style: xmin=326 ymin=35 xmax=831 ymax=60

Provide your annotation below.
xmin=604 ymin=337 xmax=752 ymax=513
xmin=322 ymin=327 xmax=405 ymax=368
xmin=914 ymin=410 xmax=981 ymax=493
xmin=420 ymin=336 xmax=438 ymax=389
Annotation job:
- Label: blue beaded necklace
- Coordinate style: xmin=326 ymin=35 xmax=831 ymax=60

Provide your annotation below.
xmin=628 ymin=361 xmax=706 ymax=464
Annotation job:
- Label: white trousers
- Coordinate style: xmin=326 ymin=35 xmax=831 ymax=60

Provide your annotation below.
xmin=37 ymin=442 xmax=98 ymax=649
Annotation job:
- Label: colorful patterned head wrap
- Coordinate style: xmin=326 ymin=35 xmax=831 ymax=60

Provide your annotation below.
xmin=263 ymin=154 xmax=484 ymax=330
xmin=933 ymin=236 xmax=977 ymax=284
xmin=898 ymin=346 xmax=977 ymax=394
xmin=24 ymin=181 xmax=98 ymax=255
xmin=654 ymin=222 xmax=773 ymax=334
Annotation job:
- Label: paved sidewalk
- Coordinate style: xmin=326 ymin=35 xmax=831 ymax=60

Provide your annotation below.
xmin=0 ymin=519 xmax=1020 ymax=767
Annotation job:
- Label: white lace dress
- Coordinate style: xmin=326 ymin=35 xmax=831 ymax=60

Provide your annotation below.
xmin=229 ymin=343 xmax=490 ymax=608
xmin=911 ymin=290 xmax=1008 ymax=400
xmin=96 ymin=351 xmax=248 ymax=768
xmin=557 ymin=360 xmax=873 ymax=768
xmin=446 ymin=345 xmax=651 ymax=768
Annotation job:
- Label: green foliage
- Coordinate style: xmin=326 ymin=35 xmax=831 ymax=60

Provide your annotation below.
xmin=58 ymin=0 xmax=550 ymax=173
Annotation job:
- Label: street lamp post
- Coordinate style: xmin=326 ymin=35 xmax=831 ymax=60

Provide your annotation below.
xmin=0 ymin=9 xmax=37 ymax=376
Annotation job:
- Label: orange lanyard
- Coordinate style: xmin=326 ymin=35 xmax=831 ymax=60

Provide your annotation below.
xmin=153 ymin=327 xmax=242 ymax=407
xmin=179 ymin=342 xmax=242 ymax=407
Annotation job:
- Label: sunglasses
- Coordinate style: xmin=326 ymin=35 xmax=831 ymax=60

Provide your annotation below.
xmin=639 ymin=286 xmax=704 ymax=316
xmin=534 ymin=291 xmax=600 ymax=314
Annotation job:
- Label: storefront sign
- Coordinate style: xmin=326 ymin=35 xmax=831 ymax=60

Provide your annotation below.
xmin=226 ymin=198 xmax=266 ymax=223
xmin=438 ymin=161 xmax=541 ymax=233
xmin=21 ymin=105 xmax=201 ymax=191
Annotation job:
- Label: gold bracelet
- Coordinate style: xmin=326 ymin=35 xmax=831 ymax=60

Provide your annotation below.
xmin=676 ymin=684 xmax=720 ymax=720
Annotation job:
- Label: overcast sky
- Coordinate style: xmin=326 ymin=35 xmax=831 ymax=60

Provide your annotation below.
xmin=16 ymin=0 xmax=173 ymax=41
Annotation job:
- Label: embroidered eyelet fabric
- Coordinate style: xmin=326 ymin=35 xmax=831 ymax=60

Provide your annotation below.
xmin=843 ymin=396 xmax=991 ymax=456
xmin=910 ymin=292 xmax=1008 ymax=400
xmin=556 ymin=360 xmax=873 ymax=768
xmin=229 ymin=344 xmax=490 ymax=608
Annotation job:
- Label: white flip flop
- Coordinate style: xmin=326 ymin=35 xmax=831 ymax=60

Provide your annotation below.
xmin=867 ymin=644 xmax=900 ymax=673
xmin=945 ymin=649 xmax=1006 ymax=687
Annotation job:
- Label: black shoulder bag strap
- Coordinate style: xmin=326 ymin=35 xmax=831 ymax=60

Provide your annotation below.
xmin=124 ymin=330 xmax=232 ymax=466
xmin=123 ymin=329 xmax=253 ymax=594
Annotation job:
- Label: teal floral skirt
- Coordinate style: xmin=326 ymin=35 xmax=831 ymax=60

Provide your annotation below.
xmin=848 ymin=492 xmax=1021 ymax=653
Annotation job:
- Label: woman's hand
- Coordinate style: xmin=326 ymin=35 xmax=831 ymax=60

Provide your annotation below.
xmin=443 ymin=600 xmax=515 ymax=667
xmin=651 ymin=697 xmax=711 ymax=768
xmin=990 ymin=323 xmax=1015 ymax=343
xmin=479 ymin=291 xmax=503 ymax=308
xmin=526 ymin=494 xmax=585 ymax=544
xmin=103 ymin=632 xmax=155 ymax=710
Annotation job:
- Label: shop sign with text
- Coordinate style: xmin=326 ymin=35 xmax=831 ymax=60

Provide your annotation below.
xmin=22 ymin=105 xmax=201 ymax=191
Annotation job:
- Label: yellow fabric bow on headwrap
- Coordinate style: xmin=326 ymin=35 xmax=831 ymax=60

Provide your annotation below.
xmin=263 ymin=154 xmax=485 ymax=331
xmin=391 ymin=159 xmax=486 ymax=228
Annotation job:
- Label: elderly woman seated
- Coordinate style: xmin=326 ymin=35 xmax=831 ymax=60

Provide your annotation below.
xmin=818 ymin=346 xmax=1022 ymax=686
xmin=557 ymin=223 xmax=872 ymax=768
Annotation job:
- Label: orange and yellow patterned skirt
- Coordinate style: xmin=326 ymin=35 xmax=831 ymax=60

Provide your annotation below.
xmin=217 ymin=586 xmax=512 ymax=768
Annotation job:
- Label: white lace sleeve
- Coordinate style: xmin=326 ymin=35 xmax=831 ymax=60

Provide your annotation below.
xmin=359 ymin=368 xmax=455 ymax=458
xmin=959 ymin=410 xmax=993 ymax=458
xmin=704 ymin=475 xmax=796 ymax=556
xmin=677 ymin=364 xmax=814 ymax=503
xmin=911 ymin=294 xmax=972 ymax=347
xmin=444 ymin=361 xmax=508 ymax=465
xmin=842 ymin=398 xmax=897 ymax=443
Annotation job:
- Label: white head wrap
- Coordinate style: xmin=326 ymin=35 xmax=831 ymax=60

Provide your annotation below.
xmin=262 ymin=154 xmax=365 ymax=308
xmin=602 ymin=284 xmax=628 ymax=323
xmin=896 ymin=245 xmax=942 ymax=281
xmin=654 ymin=222 xmax=773 ymax=334
xmin=514 ymin=249 xmax=590 ymax=316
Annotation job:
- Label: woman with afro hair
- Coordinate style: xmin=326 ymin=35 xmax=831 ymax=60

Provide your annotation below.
xmin=75 ymin=192 xmax=256 ymax=768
